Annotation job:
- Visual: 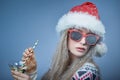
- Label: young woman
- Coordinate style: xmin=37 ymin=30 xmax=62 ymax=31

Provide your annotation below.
xmin=11 ymin=2 xmax=107 ymax=80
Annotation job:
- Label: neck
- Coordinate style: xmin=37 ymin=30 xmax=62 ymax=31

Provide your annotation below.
xmin=69 ymin=52 xmax=79 ymax=65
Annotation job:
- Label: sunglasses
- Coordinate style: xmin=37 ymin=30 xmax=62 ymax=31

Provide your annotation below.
xmin=68 ymin=29 xmax=100 ymax=46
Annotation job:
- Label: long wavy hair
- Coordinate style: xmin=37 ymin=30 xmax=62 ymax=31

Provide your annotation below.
xmin=41 ymin=29 xmax=101 ymax=80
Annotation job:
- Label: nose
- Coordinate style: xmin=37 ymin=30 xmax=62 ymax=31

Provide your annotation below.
xmin=79 ymin=37 xmax=86 ymax=45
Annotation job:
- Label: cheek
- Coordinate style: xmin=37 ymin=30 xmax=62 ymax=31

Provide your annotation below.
xmin=68 ymin=38 xmax=91 ymax=57
xmin=68 ymin=38 xmax=76 ymax=51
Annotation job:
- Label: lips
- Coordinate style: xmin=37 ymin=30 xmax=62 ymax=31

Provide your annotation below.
xmin=76 ymin=47 xmax=86 ymax=52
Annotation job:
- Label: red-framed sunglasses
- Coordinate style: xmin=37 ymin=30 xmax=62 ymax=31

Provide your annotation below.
xmin=68 ymin=29 xmax=100 ymax=46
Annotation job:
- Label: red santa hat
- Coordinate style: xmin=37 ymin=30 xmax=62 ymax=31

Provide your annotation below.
xmin=56 ymin=2 xmax=107 ymax=57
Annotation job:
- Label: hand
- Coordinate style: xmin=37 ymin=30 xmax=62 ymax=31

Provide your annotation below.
xmin=11 ymin=70 xmax=31 ymax=80
xmin=22 ymin=48 xmax=37 ymax=73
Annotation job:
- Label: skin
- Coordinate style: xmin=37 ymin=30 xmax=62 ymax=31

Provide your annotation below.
xmin=11 ymin=48 xmax=37 ymax=80
xmin=68 ymin=28 xmax=91 ymax=61
xmin=11 ymin=28 xmax=93 ymax=80
xmin=11 ymin=70 xmax=30 ymax=80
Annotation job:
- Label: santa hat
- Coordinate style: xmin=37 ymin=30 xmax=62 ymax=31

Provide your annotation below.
xmin=56 ymin=2 xmax=107 ymax=57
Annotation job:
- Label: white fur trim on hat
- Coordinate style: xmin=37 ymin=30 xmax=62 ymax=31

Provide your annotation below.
xmin=94 ymin=42 xmax=107 ymax=57
xmin=56 ymin=12 xmax=105 ymax=37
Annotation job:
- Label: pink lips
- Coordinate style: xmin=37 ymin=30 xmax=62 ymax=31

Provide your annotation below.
xmin=76 ymin=47 xmax=86 ymax=52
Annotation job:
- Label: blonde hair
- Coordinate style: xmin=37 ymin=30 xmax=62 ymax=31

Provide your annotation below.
xmin=41 ymin=29 xmax=101 ymax=80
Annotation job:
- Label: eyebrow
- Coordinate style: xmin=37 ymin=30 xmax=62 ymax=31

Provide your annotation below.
xmin=78 ymin=29 xmax=92 ymax=34
xmin=81 ymin=30 xmax=97 ymax=36
xmin=72 ymin=28 xmax=96 ymax=35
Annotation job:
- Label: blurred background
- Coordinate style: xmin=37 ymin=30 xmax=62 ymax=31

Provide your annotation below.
xmin=0 ymin=0 xmax=120 ymax=80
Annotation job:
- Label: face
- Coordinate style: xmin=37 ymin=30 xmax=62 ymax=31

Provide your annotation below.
xmin=67 ymin=28 xmax=99 ymax=59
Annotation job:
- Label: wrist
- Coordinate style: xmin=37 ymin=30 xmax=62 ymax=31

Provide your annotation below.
xmin=27 ymin=70 xmax=37 ymax=80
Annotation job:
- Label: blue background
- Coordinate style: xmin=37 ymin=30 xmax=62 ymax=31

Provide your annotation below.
xmin=0 ymin=0 xmax=120 ymax=80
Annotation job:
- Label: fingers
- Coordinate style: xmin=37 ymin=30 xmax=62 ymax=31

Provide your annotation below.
xmin=28 ymin=48 xmax=34 ymax=53
xmin=22 ymin=48 xmax=35 ymax=62
xmin=11 ymin=70 xmax=30 ymax=80
xmin=21 ymin=48 xmax=37 ymax=73
xmin=24 ymin=48 xmax=34 ymax=57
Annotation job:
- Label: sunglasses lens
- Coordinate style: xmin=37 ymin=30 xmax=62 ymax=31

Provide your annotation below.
xmin=71 ymin=31 xmax=82 ymax=41
xmin=86 ymin=35 xmax=97 ymax=45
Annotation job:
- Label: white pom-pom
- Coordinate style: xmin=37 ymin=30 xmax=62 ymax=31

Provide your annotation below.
xmin=94 ymin=43 xmax=107 ymax=57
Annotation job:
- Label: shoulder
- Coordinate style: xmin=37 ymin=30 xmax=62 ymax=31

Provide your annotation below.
xmin=72 ymin=63 xmax=100 ymax=80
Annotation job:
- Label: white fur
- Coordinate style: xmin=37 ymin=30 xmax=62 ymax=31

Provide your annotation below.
xmin=56 ymin=12 xmax=105 ymax=37
xmin=94 ymin=43 xmax=107 ymax=57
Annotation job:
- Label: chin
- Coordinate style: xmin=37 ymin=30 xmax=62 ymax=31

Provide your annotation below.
xmin=74 ymin=51 xmax=86 ymax=57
